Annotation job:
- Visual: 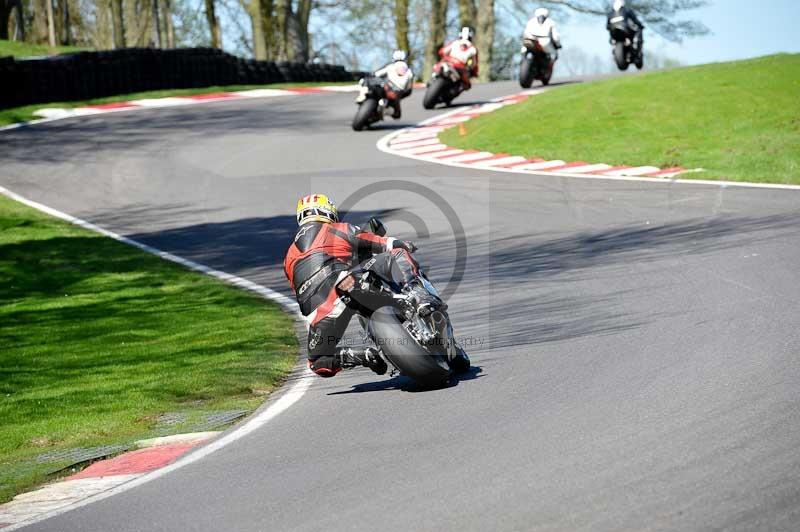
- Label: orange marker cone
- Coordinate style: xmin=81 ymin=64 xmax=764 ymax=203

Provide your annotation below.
xmin=459 ymin=122 xmax=467 ymax=136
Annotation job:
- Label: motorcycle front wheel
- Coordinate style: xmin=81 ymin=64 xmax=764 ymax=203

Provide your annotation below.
xmin=519 ymin=58 xmax=534 ymax=89
xmin=352 ymin=98 xmax=378 ymax=131
xmin=423 ymin=77 xmax=448 ymax=110
xmin=368 ymin=306 xmax=450 ymax=388
xmin=614 ymin=42 xmax=629 ymax=71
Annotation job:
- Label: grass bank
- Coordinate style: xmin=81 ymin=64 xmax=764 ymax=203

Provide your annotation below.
xmin=0 ymin=81 xmax=355 ymax=126
xmin=441 ymin=54 xmax=800 ymax=184
xmin=0 ymin=194 xmax=298 ymax=503
xmin=0 ymin=39 xmax=84 ymax=58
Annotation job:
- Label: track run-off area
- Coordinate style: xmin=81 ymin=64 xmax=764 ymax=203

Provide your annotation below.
xmin=1 ymin=79 xmax=799 ymax=531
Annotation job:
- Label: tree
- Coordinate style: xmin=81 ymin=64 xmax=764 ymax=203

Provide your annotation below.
xmin=45 ymin=0 xmax=56 ymax=45
xmin=423 ymin=0 xmax=447 ymax=80
xmin=0 ymin=0 xmax=24 ymax=40
xmin=204 ymin=0 xmax=221 ymax=47
xmin=152 ymin=0 xmax=162 ymax=46
xmin=394 ymin=0 xmax=410 ymax=57
xmin=111 ymin=0 xmax=125 ymax=47
xmin=457 ymin=0 xmax=475 ymax=28
xmin=475 ymin=0 xmax=493 ymax=81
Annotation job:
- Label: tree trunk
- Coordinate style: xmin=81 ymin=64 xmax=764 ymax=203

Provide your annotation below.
xmin=62 ymin=0 xmax=71 ymax=45
xmin=295 ymin=0 xmax=311 ymax=62
xmin=151 ymin=0 xmax=161 ymax=46
xmin=259 ymin=0 xmax=274 ymax=59
xmin=13 ymin=0 xmax=26 ymax=40
xmin=111 ymin=0 xmax=125 ymax=48
xmin=45 ymin=0 xmax=56 ymax=46
xmin=274 ymin=0 xmax=290 ymax=59
xmin=245 ymin=0 xmax=264 ymax=59
xmin=162 ymin=0 xmax=174 ymax=48
xmin=0 ymin=0 xmax=24 ymax=40
xmin=394 ymin=0 xmax=410 ymax=59
xmin=457 ymin=0 xmax=475 ymax=29
xmin=204 ymin=0 xmax=221 ymax=48
xmin=423 ymin=0 xmax=448 ymax=81
xmin=0 ymin=1 xmax=9 ymax=40
xmin=475 ymin=0 xmax=493 ymax=81
xmin=34 ymin=0 xmax=49 ymax=43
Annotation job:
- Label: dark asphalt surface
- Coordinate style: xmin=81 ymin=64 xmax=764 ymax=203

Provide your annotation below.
xmin=2 ymin=80 xmax=800 ymax=531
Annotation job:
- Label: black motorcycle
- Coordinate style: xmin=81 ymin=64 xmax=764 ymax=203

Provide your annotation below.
xmin=352 ymin=77 xmax=391 ymax=131
xmin=336 ymin=218 xmax=470 ymax=387
xmin=519 ymin=39 xmax=553 ymax=88
xmin=608 ymin=19 xmax=643 ymax=70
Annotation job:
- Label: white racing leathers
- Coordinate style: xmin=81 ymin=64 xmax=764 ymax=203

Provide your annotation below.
xmin=523 ymin=17 xmax=561 ymax=58
xmin=373 ymin=60 xmax=414 ymax=96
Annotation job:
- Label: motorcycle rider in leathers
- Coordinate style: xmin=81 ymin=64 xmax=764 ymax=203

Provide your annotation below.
xmin=523 ymin=8 xmax=562 ymax=66
xmin=439 ymin=27 xmax=479 ymax=90
xmin=372 ymin=50 xmax=414 ymax=120
xmin=284 ymin=194 xmax=470 ymax=378
xmin=607 ymin=0 xmax=644 ymax=53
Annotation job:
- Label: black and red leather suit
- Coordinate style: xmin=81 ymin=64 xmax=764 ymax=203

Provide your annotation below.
xmin=284 ymin=221 xmax=420 ymax=377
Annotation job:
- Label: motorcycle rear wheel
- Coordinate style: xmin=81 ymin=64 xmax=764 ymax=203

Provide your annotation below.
xmin=423 ymin=77 xmax=448 ymax=110
xmin=368 ymin=307 xmax=450 ymax=388
xmin=634 ymin=51 xmax=644 ymax=70
xmin=352 ymin=98 xmax=378 ymax=131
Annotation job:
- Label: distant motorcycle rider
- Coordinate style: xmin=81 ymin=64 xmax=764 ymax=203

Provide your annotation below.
xmin=284 ymin=194 xmax=461 ymax=378
xmin=607 ymin=0 xmax=644 ymax=52
xmin=523 ymin=8 xmax=562 ymax=61
xmin=372 ymin=50 xmax=414 ymax=119
xmin=440 ymin=27 xmax=479 ymax=89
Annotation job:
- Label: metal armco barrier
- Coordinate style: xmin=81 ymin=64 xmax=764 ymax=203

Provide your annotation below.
xmin=0 ymin=47 xmax=368 ymax=109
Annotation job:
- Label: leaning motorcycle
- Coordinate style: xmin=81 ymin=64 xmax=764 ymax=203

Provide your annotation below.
xmin=608 ymin=16 xmax=643 ymax=70
xmin=336 ymin=218 xmax=469 ymax=388
xmin=519 ymin=37 xmax=554 ymax=88
xmin=352 ymin=77 xmax=393 ymax=131
xmin=423 ymin=58 xmax=469 ymax=109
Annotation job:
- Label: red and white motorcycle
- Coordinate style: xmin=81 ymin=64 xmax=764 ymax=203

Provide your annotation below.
xmin=423 ymin=57 xmax=472 ymax=109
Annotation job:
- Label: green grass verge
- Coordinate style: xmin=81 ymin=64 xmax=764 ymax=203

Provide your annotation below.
xmin=441 ymin=54 xmax=800 ymax=184
xmin=0 ymin=194 xmax=298 ymax=503
xmin=0 ymin=39 xmax=85 ymax=58
xmin=0 ymin=81 xmax=355 ymax=126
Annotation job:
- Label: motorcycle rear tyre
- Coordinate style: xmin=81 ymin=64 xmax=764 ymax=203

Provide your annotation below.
xmin=369 ymin=306 xmax=450 ymax=388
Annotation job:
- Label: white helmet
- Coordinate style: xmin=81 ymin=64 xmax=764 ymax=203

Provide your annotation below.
xmin=392 ymin=50 xmax=407 ymax=62
xmin=460 ymin=27 xmax=474 ymax=41
xmin=534 ymin=8 xmax=549 ymax=24
xmin=613 ymin=0 xmax=625 ymax=11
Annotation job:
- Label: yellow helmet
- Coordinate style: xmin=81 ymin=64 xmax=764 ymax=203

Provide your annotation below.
xmin=296 ymin=194 xmax=339 ymax=225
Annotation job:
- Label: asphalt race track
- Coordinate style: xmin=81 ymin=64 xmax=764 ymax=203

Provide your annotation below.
xmin=2 ymin=80 xmax=800 ymax=531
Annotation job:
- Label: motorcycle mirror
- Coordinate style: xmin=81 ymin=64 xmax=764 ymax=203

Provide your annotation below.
xmin=368 ymin=217 xmax=387 ymax=236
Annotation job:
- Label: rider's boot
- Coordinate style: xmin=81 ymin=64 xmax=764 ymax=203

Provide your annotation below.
xmin=390 ymin=101 xmax=402 ymax=119
xmin=338 ymin=347 xmax=388 ymax=375
xmin=448 ymin=345 xmax=471 ymax=374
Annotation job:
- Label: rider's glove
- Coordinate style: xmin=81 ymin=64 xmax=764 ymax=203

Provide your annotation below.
xmin=393 ymin=240 xmax=418 ymax=253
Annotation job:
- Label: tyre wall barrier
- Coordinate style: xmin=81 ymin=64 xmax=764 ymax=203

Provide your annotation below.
xmin=0 ymin=47 xmax=362 ymax=109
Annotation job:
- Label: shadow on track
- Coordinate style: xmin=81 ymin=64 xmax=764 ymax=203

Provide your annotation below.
xmin=326 ymin=365 xmax=484 ymax=395
xmin=113 ymin=209 xmax=798 ymax=352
